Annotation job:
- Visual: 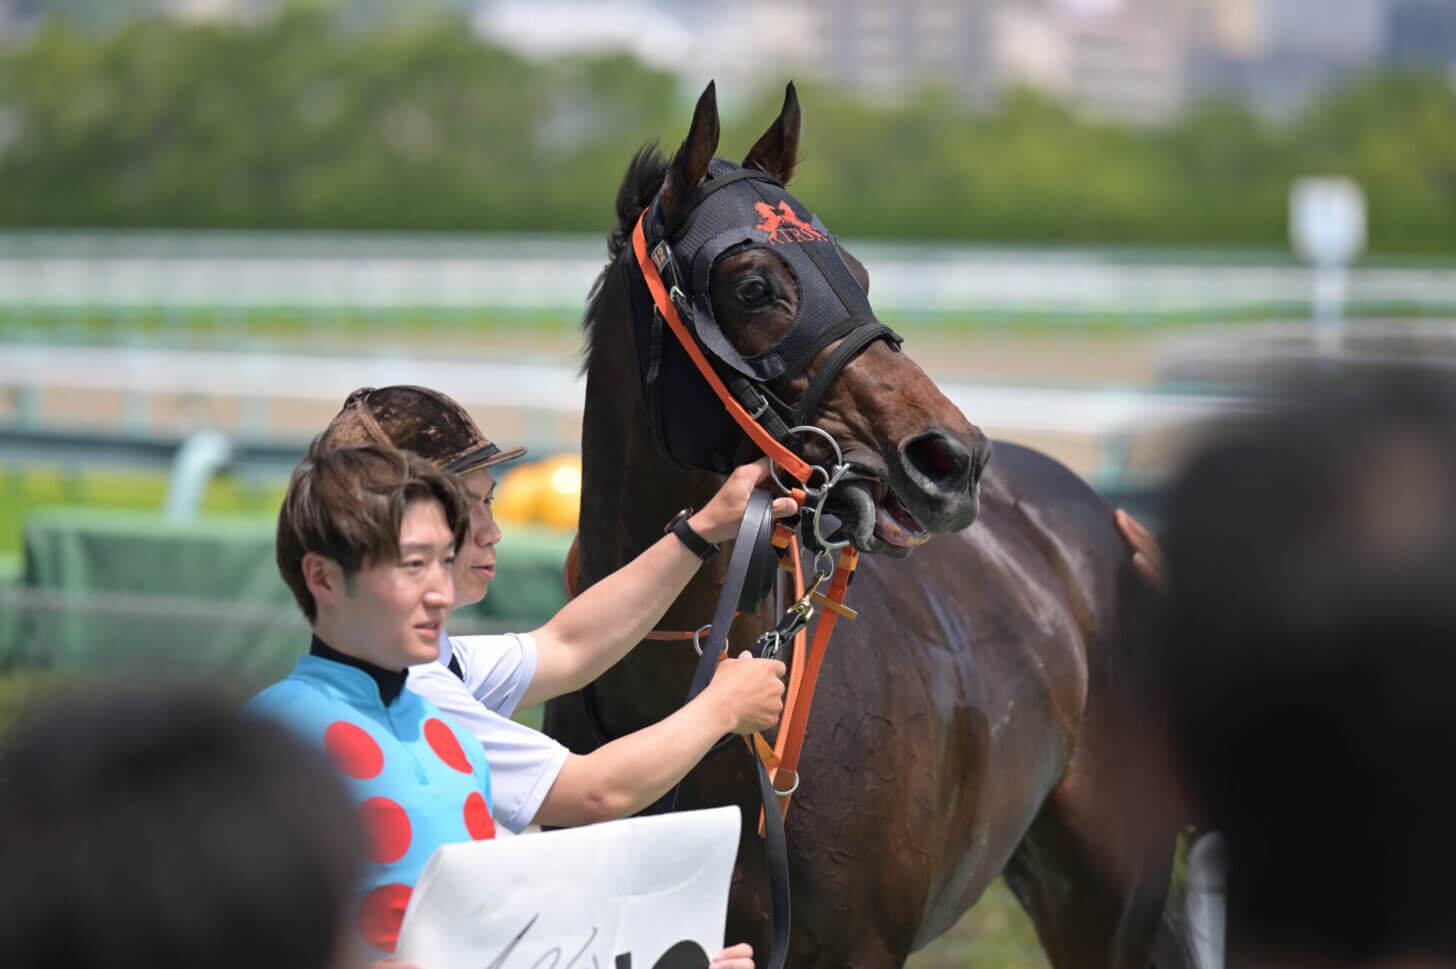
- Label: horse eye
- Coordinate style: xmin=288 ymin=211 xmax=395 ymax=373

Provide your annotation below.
xmin=737 ymin=279 xmax=770 ymax=305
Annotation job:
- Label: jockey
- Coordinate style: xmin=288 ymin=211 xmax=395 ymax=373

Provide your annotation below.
xmin=249 ymin=444 xmax=493 ymax=963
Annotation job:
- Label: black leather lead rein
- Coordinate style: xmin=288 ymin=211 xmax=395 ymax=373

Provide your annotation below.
xmin=656 ymin=488 xmax=792 ymax=969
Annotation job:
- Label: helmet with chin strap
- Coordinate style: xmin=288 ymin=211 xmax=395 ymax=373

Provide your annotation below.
xmin=318 ymin=386 xmax=527 ymax=475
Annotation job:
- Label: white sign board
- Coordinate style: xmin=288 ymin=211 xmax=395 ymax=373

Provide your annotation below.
xmin=1290 ymin=177 xmax=1367 ymax=268
xmin=395 ymin=806 xmax=742 ymax=969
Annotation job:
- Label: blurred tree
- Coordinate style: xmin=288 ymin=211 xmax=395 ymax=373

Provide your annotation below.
xmin=1293 ymin=70 xmax=1456 ymax=252
xmin=0 ymin=7 xmax=1452 ymax=254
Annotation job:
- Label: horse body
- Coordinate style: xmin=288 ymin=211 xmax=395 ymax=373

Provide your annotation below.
xmin=545 ymin=85 xmax=1181 ymax=969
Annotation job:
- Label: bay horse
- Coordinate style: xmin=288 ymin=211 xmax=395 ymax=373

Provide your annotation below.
xmin=544 ymin=83 xmax=1185 ymax=969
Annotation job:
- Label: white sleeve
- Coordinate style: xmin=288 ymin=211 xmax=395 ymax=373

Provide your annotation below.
xmin=406 ymin=663 xmax=568 ymax=834
xmin=446 ymin=632 xmax=539 ymax=717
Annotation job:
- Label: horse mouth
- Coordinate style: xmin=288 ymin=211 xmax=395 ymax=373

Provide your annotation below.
xmin=870 ymin=480 xmax=932 ymax=548
xmin=824 ymin=476 xmax=930 ymax=559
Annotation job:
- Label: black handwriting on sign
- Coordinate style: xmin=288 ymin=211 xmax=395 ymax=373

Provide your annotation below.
xmin=481 ymin=912 xmax=706 ymax=969
xmin=484 ymin=913 xmax=539 ymax=969
xmin=483 ymin=914 xmax=596 ymax=969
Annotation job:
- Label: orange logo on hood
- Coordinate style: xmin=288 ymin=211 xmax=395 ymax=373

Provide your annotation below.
xmin=754 ymin=201 xmax=827 ymax=245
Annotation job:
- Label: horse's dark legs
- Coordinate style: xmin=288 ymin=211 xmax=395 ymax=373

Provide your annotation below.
xmin=1001 ymin=709 xmax=1186 ymax=969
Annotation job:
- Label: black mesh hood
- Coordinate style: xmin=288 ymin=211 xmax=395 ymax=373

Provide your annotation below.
xmin=666 ymin=160 xmax=884 ymax=384
xmin=626 ymin=159 xmax=900 ymax=474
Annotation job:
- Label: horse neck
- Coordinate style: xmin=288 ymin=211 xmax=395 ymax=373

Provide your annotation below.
xmin=575 ymin=270 xmax=771 ymax=728
xmin=578 ymin=273 xmax=757 ymax=634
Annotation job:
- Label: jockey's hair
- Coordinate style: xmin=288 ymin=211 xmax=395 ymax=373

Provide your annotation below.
xmin=277 ymin=442 xmax=470 ymax=623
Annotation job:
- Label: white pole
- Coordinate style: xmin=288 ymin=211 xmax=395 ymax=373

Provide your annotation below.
xmin=1312 ymin=264 xmax=1348 ymax=356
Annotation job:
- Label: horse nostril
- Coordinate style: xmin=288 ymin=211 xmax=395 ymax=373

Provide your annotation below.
xmin=901 ymin=430 xmax=974 ymax=493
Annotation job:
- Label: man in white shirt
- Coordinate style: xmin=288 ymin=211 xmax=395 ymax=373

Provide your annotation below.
xmin=313 ymin=385 xmax=797 ymax=835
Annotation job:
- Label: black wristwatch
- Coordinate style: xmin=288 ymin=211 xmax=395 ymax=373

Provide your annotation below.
xmin=665 ymin=507 xmax=720 ymax=562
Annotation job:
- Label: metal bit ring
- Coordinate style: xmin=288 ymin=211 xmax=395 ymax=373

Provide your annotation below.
xmin=769 ymin=424 xmax=846 ymax=497
xmin=691 ymin=623 xmax=713 ymax=657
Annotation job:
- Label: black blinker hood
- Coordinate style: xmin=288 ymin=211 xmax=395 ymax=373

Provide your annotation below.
xmin=624 ymin=159 xmax=902 ymax=475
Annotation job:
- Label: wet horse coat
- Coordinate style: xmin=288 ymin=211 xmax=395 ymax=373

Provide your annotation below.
xmin=545 ymin=84 xmax=1183 ymax=969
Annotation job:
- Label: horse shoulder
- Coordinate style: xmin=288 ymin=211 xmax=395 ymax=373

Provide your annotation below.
xmin=979 ymin=441 xmax=1128 ymax=638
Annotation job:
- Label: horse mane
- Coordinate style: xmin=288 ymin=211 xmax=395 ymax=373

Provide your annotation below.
xmin=581 ymin=142 xmax=669 ymax=351
xmin=608 ymin=142 xmax=669 ymax=263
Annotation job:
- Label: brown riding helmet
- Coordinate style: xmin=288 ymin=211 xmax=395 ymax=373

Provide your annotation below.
xmin=317 ymin=386 xmax=527 ymax=474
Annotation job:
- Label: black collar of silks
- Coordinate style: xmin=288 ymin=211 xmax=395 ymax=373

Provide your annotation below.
xmin=309 ymin=634 xmax=407 ymax=706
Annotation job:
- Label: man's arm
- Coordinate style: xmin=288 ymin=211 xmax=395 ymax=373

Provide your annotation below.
xmin=531 ymin=652 xmax=786 ymax=826
xmin=519 ymin=459 xmax=797 ymax=710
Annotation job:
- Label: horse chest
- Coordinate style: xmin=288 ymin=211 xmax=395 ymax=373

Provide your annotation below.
xmin=773 ymin=540 xmax=1089 ymax=947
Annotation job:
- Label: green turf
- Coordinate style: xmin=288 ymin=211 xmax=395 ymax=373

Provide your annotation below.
xmin=907 ymin=881 xmax=1049 ymax=969
xmin=8 ymin=300 xmax=1454 ymax=353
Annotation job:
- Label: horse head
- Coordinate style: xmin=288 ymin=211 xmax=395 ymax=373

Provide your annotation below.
xmin=608 ymin=82 xmax=990 ymax=558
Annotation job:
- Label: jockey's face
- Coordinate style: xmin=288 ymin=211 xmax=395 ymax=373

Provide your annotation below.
xmin=328 ymin=498 xmax=455 ymax=670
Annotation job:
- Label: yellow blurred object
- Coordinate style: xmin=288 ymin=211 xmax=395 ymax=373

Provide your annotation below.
xmin=538 ymin=454 xmax=581 ymax=530
xmin=492 ymin=454 xmax=581 ymax=531
xmin=491 ymin=463 xmax=546 ymax=524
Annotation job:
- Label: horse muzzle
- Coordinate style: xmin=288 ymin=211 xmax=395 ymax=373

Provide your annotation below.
xmin=823 ymin=430 xmax=989 ymax=557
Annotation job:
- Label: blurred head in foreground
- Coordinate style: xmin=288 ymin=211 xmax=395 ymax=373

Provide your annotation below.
xmin=1155 ymin=369 xmax=1456 ymax=967
xmin=0 ymin=688 xmax=364 ymax=969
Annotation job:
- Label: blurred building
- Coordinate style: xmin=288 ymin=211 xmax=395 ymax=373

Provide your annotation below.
xmin=1184 ymin=0 xmax=1412 ymax=117
xmin=788 ymin=1 xmax=998 ymax=104
xmin=1052 ymin=4 xmax=1189 ymax=123
xmin=1386 ymin=0 xmax=1456 ymax=68
xmin=165 ymin=0 xmax=264 ymax=20
xmin=604 ymin=0 xmax=1192 ymax=125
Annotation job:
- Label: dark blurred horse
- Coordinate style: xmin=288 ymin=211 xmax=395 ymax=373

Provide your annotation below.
xmin=545 ymin=83 xmax=1185 ymax=969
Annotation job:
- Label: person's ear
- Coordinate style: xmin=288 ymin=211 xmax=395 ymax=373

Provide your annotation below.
xmin=302 ymin=553 xmax=346 ymax=608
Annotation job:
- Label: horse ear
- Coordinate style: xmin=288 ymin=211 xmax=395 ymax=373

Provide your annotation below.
xmin=659 ymin=81 xmax=720 ymax=229
xmin=742 ymin=81 xmax=801 ymax=184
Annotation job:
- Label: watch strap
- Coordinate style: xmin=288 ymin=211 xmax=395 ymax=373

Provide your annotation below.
xmin=667 ymin=510 xmax=719 ymax=561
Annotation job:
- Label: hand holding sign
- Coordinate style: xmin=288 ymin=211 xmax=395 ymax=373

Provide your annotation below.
xmin=708 ymin=942 xmax=755 ymax=969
